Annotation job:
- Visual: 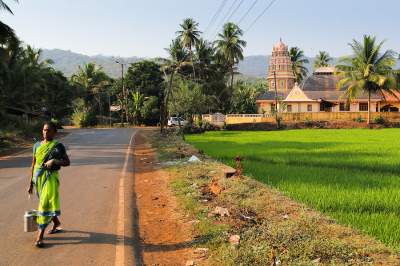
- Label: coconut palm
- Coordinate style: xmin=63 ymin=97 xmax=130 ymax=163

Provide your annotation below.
xmin=194 ymin=38 xmax=215 ymax=80
xmin=214 ymin=22 xmax=246 ymax=92
xmin=71 ymin=63 xmax=110 ymax=119
xmin=176 ymin=18 xmax=201 ymax=78
xmin=289 ymin=47 xmax=309 ymax=83
xmin=314 ymin=51 xmax=332 ymax=68
xmin=336 ymin=35 xmax=398 ymax=124
xmin=160 ymin=38 xmax=190 ymax=131
xmin=0 ymin=0 xmax=18 ymax=40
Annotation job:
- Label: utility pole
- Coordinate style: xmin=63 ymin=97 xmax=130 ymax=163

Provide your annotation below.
xmin=116 ymin=61 xmax=128 ymax=125
xmin=273 ymin=71 xmax=280 ymax=129
xmin=108 ymin=91 xmax=112 ymax=127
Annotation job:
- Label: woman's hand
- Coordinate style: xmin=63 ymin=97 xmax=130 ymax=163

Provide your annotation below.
xmin=44 ymin=159 xmax=55 ymax=169
xmin=27 ymin=182 xmax=33 ymax=195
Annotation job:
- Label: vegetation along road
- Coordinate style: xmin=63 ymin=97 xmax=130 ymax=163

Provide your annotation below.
xmin=187 ymin=128 xmax=400 ymax=248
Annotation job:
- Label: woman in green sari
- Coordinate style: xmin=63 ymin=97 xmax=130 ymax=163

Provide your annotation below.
xmin=27 ymin=122 xmax=70 ymax=248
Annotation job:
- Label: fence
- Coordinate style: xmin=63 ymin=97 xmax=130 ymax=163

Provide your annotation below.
xmin=202 ymin=112 xmax=400 ymax=125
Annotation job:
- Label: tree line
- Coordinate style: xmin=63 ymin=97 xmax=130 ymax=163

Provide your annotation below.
xmin=1 ymin=0 xmax=399 ymax=131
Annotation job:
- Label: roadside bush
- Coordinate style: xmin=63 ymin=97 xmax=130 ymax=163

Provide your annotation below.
xmin=182 ymin=122 xmax=204 ymax=134
xmin=182 ymin=121 xmax=221 ymax=134
xmin=374 ymin=116 xmax=386 ymax=125
xmin=71 ymin=98 xmax=97 ymax=128
xmin=354 ymin=116 xmax=365 ymax=123
xmin=305 ymin=118 xmax=313 ymax=127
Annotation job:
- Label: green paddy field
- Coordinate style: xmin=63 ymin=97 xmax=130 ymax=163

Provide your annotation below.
xmin=186 ymin=129 xmax=400 ymax=248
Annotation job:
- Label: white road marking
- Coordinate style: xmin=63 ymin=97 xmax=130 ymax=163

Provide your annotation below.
xmin=115 ymin=131 xmax=136 ymax=266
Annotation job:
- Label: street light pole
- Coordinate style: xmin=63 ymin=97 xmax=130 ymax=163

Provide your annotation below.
xmin=116 ymin=61 xmax=128 ymax=125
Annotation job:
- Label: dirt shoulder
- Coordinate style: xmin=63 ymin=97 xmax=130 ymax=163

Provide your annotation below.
xmin=149 ymin=129 xmax=400 ymax=265
xmin=133 ymin=130 xmax=196 ymax=265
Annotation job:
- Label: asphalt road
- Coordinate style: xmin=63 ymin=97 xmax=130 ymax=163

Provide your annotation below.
xmin=0 ymin=128 xmax=137 ymax=266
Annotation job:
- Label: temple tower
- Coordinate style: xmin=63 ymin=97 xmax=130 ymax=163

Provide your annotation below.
xmin=267 ymin=39 xmax=296 ymax=94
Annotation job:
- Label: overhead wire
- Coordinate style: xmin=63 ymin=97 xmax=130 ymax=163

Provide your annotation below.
xmin=237 ymin=0 xmax=259 ymax=25
xmin=212 ymin=0 xmax=239 ymax=40
xmin=225 ymin=0 xmax=245 ymax=23
xmin=244 ymin=0 xmax=278 ymax=33
xmin=204 ymin=0 xmax=228 ymax=36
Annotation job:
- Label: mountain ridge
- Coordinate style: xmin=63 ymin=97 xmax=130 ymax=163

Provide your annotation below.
xmin=41 ymin=49 xmax=398 ymax=79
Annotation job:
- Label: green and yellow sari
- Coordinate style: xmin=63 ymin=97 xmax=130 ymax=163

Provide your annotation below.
xmin=32 ymin=140 xmax=61 ymax=229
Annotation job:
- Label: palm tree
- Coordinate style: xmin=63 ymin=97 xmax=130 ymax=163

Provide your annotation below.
xmin=194 ymin=38 xmax=215 ymax=80
xmin=160 ymin=38 xmax=190 ymax=132
xmin=289 ymin=47 xmax=309 ymax=83
xmin=131 ymin=91 xmax=144 ymax=125
xmin=314 ymin=51 xmax=332 ymax=68
xmin=214 ymin=22 xmax=246 ymax=93
xmin=0 ymin=0 xmax=18 ymax=40
xmin=71 ymin=63 xmax=110 ymax=120
xmin=176 ymin=18 xmax=201 ymax=78
xmin=336 ymin=35 xmax=398 ymax=124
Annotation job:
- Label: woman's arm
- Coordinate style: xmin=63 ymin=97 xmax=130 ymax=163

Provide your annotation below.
xmin=54 ymin=153 xmax=70 ymax=167
xmin=28 ymin=156 xmax=35 ymax=194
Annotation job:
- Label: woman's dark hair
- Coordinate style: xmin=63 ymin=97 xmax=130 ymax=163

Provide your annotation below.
xmin=43 ymin=121 xmax=58 ymax=133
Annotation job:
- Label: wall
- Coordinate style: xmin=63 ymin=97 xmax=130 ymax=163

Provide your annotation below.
xmin=204 ymin=112 xmax=400 ymax=125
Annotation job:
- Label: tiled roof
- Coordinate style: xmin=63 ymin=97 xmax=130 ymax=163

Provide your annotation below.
xmin=257 ymin=91 xmax=287 ymax=101
xmin=302 ymin=74 xmax=382 ymax=100
xmin=257 ymin=73 xmax=396 ymax=102
xmin=381 ymin=90 xmax=400 ymax=102
xmin=302 ymin=74 xmax=342 ymax=91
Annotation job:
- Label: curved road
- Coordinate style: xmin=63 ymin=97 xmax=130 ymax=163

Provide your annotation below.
xmin=0 ymin=128 xmax=138 ymax=265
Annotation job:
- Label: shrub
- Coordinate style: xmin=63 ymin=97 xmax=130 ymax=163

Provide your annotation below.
xmin=354 ymin=116 xmax=365 ymax=123
xmin=305 ymin=118 xmax=313 ymax=127
xmin=374 ymin=116 xmax=386 ymax=125
xmin=71 ymin=98 xmax=97 ymax=128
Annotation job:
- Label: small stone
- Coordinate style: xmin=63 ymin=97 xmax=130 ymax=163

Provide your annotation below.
xmin=152 ymin=196 xmax=159 ymax=201
xmin=229 ymin=234 xmax=240 ymax=245
xmin=194 ymin=248 xmax=209 ymax=258
xmin=282 ymin=214 xmax=289 ymax=220
xmin=311 ymin=258 xmax=321 ymax=264
xmin=185 ymin=260 xmax=195 ymax=266
xmin=188 ymin=155 xmax=201 ymax=163
xmin=212 ymin=206 xmax=230 ymax=217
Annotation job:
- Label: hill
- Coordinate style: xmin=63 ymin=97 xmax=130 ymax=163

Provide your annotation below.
xmin=41 ymin=49 xmax=143 ymax=77
xmin=41 ymin=49 xmax=398 ymax=79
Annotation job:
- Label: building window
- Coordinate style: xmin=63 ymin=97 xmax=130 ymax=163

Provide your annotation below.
xmin=280 ymin=80 xmax=284 ymax=90
xmin=340 ymin=103 xmax=350 ymax=111
xmin=271 ymin=104 xmax=276 ymax=112
xmin=287 ymin=105 xmax=292 ymax=112
xmin=307 ymin=104 xmax=312 ymax=112
xmin=359 ymin=103 xmax=368 ymax=111
xmin=320 ymin=103 xmax=325 ymax=111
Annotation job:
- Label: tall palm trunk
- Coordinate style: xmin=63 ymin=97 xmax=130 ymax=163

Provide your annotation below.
xmin=230 ymin=64 xmax=234 ymax=92
xmin=190 ymin=47 xmax=196 ymax=79
xmin=368 ymin=89 xmax=371 ymax=125
xmin=162 ymin=71 xmax=175 ymax=131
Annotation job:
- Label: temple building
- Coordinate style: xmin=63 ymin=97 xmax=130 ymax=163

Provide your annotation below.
xmin=256 ymin=40 xmax=400 ymax=114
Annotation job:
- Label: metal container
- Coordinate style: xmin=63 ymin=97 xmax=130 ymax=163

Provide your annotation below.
xmin=24 ymin=210 xmax=37 ymax=232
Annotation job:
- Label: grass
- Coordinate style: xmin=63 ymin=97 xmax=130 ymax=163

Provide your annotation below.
xmin=186 ymin=129 xmax=400 ymax=249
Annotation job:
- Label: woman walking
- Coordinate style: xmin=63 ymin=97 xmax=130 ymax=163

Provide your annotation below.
xmin=27 ymin=122 xmax=70 ymax=248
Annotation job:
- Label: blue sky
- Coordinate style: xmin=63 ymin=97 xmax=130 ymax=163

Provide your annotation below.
xmin=2 ymin=0 xmax=399 ymax=58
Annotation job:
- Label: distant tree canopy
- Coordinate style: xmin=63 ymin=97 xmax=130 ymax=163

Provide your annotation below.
xmin=0 ymin=38 xmax=76 ymax=122
xmin=125 ymin=60 xmax=164 ymax=97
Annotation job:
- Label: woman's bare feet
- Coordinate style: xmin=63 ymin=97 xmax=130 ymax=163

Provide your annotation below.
xmin=48 ymin=216 xmax=62 ymax=234
xmin=35 ymin=229 xmax=45 ymax=248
